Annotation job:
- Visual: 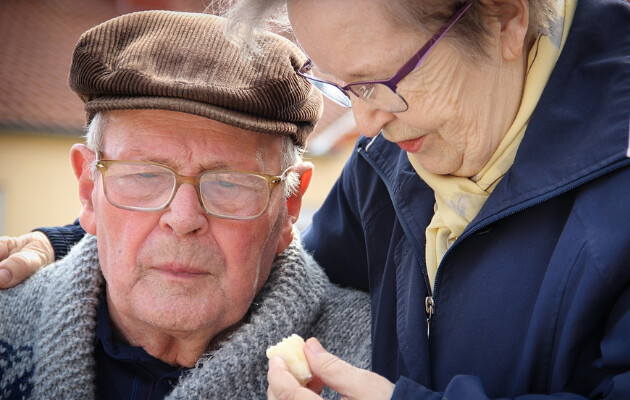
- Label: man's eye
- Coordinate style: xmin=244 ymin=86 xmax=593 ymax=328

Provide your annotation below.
xmin=217 ymin=180 xmax=236 ymax=188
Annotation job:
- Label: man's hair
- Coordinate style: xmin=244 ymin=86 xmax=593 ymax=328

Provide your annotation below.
xmin=223 ymin=0 xmax=560 ymax=62
xmin=85 ymin=112 xmax=303 ymax=198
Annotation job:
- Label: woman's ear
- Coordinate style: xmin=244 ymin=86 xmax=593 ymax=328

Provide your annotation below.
xmin=275 ymin=162 xmax=314 ymax=254
xmin=494 ymin=0 xmax=529 ymax=61
xmin=70 ymin=144 xmax=97 ymax=235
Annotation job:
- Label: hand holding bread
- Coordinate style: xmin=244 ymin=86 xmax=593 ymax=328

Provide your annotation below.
xmin=266 ymin=334 xmax=313 ymax=386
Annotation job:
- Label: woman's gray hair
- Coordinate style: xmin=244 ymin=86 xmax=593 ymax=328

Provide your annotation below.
xmin=85 ymin=112 xmax=303 ymax=198
xmin=222 ymin=0 xmax=561 ymax=60
xmin=218 ymin=0 xmax=291 ymax=52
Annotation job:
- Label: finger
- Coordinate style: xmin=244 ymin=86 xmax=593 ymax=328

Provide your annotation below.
xmin=0 ymin=265 xmax=13 ymax=287
xmin=0 ymin=236 xmax=17 ymax=260
xmin=304 ymin=338 xmax=394 ymax=400
xmin=305 ymin=374 xmax=324 ymax=395
xmin=0 ymin=251 xmax=38 ymax=289
xmin=267 ymin=357 xmax=322 ymax=400
xmin=0 ymin=252 xmax=41 ymax=289
xmin=0 ymin=231 xmax=55 ymax=289
xmin=0 ymin=237 xmax=17 ymax=288
xmin=24 ymin=231 xmax=55 ymax=265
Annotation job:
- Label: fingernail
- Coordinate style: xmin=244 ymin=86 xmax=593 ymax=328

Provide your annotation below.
xmin=0 ymin=268 xmax=12 ymax=285
xmin=306 ymin=338 xmax=325 ymax=355
xmin=269 ymin=356 xmax=284 ymax=369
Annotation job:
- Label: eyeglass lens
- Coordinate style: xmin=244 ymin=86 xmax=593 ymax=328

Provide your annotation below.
xmin=200 ymin=171 xmax=269 ymax=218
xmin=308 ymin=78 xmax=353 ymax=107
xmin=347 ymin=83 xmax=408 ymax=112
xmin=303 ymin=73 xmax=408 ymax=112
xmin=102 ymin=162 xmax=271 ymax=219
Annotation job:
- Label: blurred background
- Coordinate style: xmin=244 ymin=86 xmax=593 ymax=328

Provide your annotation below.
xmin=0 ymin=0 xmax=358 ymax=236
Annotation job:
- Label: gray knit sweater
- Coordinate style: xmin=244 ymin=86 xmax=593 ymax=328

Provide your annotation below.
xmin=0 ymin=235 xmax=371 ymax=399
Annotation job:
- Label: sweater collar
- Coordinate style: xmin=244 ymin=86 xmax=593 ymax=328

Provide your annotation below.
xmin=169 ymin=236 xmax=331 ymax=399
xmin=31 ymin=235 xmax=104 ymax=398
xmin=32 ymin=234 xmax=330 ymax=399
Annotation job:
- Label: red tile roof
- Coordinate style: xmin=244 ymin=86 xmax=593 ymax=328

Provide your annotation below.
xmin=0 ymin=0 xmax=207 ymax=134
xmin=0 ymin=0 xmax=356 ymax=148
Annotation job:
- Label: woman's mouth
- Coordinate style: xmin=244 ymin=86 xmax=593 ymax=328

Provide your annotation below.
xmin=396 ymin=136 xmax=425 ymax=153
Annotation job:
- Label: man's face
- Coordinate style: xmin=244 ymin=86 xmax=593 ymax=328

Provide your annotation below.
xmin=77 ymin=109 xmax=293 ymax=342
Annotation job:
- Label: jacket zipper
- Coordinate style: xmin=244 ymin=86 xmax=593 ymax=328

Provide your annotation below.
xmin=425 ymin=296 xmax=435 ymax=338
xmin=358 ymin=141 xmax=436 ymax=339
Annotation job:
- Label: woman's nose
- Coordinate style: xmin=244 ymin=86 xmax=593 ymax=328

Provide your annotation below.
xmin=350 ymin=98 xmax=397 ymax=137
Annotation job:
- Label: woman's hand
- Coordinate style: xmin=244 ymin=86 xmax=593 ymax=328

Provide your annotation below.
xmin=267 ymin=337 xmax=395 ymax=400
xmin=0 ymin=231 xmax=54 ymax=288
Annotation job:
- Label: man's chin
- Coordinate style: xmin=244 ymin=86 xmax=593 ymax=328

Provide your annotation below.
xmin=138 ymin=301 xmax=218 ymax=334
xmin=130 ymin=283 xmax=218 ymax=328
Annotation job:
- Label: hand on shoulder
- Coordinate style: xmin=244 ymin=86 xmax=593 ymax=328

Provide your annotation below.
xmin=0 ymin=231 xmax=54 ymax=288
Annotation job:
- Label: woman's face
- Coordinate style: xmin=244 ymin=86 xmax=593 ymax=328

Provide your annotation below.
xmin=288 ymin=0 xmax=526 ymax=177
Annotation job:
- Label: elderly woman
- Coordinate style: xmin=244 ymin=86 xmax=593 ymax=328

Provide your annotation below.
xmin=227 ymin=0 xmax=630 ymax=398
xmin=1 ymin=0 xmax=629 ymax=398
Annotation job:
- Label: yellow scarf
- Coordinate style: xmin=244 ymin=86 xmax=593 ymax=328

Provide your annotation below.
xmin=408 ymin=0 xmax=576 ymax=289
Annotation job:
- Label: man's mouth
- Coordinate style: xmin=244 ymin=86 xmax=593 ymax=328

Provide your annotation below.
xmin=153 ymin=264 xmax=208 ymax=278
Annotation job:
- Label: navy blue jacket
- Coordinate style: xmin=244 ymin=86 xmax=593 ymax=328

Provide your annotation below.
xmin=303 ymin=0 xmax=630 ymax=398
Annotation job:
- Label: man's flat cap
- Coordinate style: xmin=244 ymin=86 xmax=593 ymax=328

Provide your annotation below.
xmin=69 ymin=11 xmax=323 ymax=147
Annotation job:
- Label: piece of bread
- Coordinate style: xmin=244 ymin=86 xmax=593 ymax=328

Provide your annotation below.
xmin=266 ymin=334 xmax=313 ymax=385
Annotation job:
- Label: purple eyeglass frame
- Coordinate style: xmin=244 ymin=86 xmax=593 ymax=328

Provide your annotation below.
xmin=298 ymin=1 xmax=473 ymax=110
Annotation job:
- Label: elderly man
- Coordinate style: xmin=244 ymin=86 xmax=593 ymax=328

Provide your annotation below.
xmin=0 ymin=11 xmax=370 ymax=399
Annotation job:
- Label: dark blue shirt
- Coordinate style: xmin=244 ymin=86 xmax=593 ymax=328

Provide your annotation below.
xmin=95 ymin=293 xmax=189 ymax=400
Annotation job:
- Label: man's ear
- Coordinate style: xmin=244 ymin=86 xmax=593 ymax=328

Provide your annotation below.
xmin=275 ymin=162 xmax=314 ymax=254
xmin=70 ymin=144 xmax=97 ymax=235
xmin=494 ymin=0 xmax=529 ymax=61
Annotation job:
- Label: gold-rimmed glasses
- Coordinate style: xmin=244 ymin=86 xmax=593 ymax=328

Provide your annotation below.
xmin=95 ymin=159 xmax=290 ymax=220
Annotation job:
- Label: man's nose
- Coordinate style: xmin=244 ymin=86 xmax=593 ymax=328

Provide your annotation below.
xmin=159 ymin=183 xmax=209 ymax=236
xmin=350 ymin=98 xmax=397 ymax=138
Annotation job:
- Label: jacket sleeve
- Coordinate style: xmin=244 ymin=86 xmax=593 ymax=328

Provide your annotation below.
xmin=302 ymin=148 xmax=370 ymax=291
xmin=33 ymin=219 xmax=86 ymax=260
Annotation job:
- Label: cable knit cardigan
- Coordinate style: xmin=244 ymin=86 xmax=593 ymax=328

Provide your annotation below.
xmin=0 ymin=235 xmax=371 ymax=399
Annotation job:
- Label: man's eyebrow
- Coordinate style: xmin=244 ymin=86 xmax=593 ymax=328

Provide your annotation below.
xmin=126 ymin=154 xmax=234 ymax=172
xmin=164 ymin=159 xmax=235 ymax=172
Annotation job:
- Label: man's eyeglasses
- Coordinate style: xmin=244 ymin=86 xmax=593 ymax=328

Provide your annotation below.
xmin=95 ymin=160 xmax=290 ymax=220
xmin=297 ymin=2 xmax=472 ymax=113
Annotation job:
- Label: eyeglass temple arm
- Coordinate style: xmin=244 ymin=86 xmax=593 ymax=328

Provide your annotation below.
xmin=270 ymin=166 xmax=293 ymax=185
xmin=387 ymin=2 xmax=473 ymax=90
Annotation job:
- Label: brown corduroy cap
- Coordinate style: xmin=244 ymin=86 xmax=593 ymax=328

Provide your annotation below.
xmin=69 ymin=11 xmax=323 ymax=148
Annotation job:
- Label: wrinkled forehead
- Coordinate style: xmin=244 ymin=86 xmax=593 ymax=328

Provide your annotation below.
xmin=288 ymin=0 xmax=423 ymax=81
xmin=99 ymin=110 xmax=284 ymax=172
